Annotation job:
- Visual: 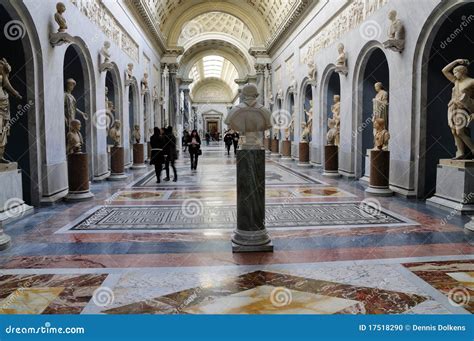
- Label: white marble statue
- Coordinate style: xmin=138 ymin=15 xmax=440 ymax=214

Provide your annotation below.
xmin=109 ymin=120 xmax=122 ymax=147
xmin=331 ymin=95 xmax=341 ymax=146
xmin=442 ymin=59 xmax=474 ymax=159
xmin=225 ymin=84 xmax=272 ymax=148
xmin=66 ymin=119 xmax=83 ymax=155
xmin=126 ymin=63 xmax=134 ymax=81
xmin=64 ymin=78 xmax=88 ymax=129
xmin=0 ymin=58 xmax=22 ymax=164
xmin=100 ymin=41 xmax=111 ymax=63
xmin=308 ymin=60 xmax=316 ymax=80
xmin=374 ymin=118 xmax=390 ymax=151
xmin=301 ymin=100 xmax=313 ymax=142
xmin=141 ymin=73 xmax=149 ymax=92
xmin=372 ymin=82 xmax=389 ymax=137
xmin=335 ymin=43 xmax=348 ymax=75
xmin=132 ymin=125 xmax=141 ymax=144
xmin=104 ymin=86 xmax=115 ymax=130
xmin=383 ymin=10 xmax=405 ymax=53
xmin=54 ymin=2 xmax=67 ymax=33
xmin=327 ymin=118 xmax=338 ymax=146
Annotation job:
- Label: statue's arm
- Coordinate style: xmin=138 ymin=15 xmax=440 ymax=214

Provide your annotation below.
xmin=3 ymin=76 xmax=21 ymax=99
xmin=442 ymin=59 xmax=468 ymax=83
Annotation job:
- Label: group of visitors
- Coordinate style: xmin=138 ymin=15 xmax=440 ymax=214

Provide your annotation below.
xmin=223 ymin=130 xmax=240 ymax=156
xmin=152 ymin=128 xmax=202 ymax=183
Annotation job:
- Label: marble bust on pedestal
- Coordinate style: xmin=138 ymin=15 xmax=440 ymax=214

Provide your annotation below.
xmin=132 ymin=125 xmax=141 ymax=144
xmin=54 ymin=2 xmax=67 ymax=32
xmin=373 ymin=118 xmax=390 ymax=151
xmin=109 ymin=120 xmax=122 ymax=147
xmin=50 ymin=2 xmax=73 ymax=46
xmin=335 ymin=43 xmax=348 ymax=76
xmin=327 ymin=118 xmax=337 ymax=146
xmin=383 ymin=10 xmax=405 ymax=53
xmin=66 ymin=119 xmax=83 ymax=155
xmin=225 ymin=84 xmax=272 ymax=149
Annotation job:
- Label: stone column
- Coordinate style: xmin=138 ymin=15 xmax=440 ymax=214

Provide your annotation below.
xmin=255 ymin=64 xmax=266 ymax=105
xmin=168 ymin=63 xmax=178 ymax=128
xmin=161 ymin=64 xmax=169 ymax=126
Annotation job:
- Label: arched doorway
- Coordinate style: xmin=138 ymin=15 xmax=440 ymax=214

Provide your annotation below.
xmin=416 ymin=2 xmax=474 ymax=198
xmin=63 ymin=43 xmax=95 ymax=180
xmin=0 ymin=2 xmax=42 ymax=205
xmin=355 ymin=47 xmax=389 ymax=179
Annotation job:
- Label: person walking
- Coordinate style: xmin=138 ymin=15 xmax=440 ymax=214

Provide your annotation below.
xmin=163 ymin=126 xmax=178 ymax=182
xmin=223 ymin=130 xmax=233 ymax=156
xmin=232 ymin=131 xmax=240 ymax=155
xmin=150 ymin=127 xmax=165 ymax=183
xmin=188 ymin=129 xmax=201 ymax=170
xmin=182 ymin=130 xmax=189 ymax=152
xmin=205 ymin=132 xmax=210 ymax=146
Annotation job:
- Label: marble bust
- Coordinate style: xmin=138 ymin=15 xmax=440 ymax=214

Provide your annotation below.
xmin=0 ymin=58 xmax=22 ymax=164
xmin=126 ymin=63 xmax=134 ymax=80
xmin=327 ymin=118 xmax=338 ymax=146
xmin=373 ymin=118 xmax=390 ymax=151
xmin=132 ymin=125 xmax=141 ymax=143
xmin=66 ymin=119 xmax=83 ymax=155
xmin=383 ymin=10 xmax=405 ymax=53
xmin=64 ymin=78 xmax=88 ymax=129
xmin=109 ymin=120 xmax=122 ymax=147
xmin=225 ymin=84 xmax=272 ymax=149
xmin=141 ymin=73 xmax=149 ymax=92
xmin=372 ymin=82 xmax=389 ymax=137
xmin=54 ymin=2 xmax=67 ymax=33
xmin=100 ymin=41 xmax=111 ymax=63
xmin=442 ymin=59 xmax=474 ymax=159
xmin=335 ymin=43 xmax=348 ymax=75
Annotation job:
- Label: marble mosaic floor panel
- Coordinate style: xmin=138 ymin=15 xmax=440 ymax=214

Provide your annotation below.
xmin=403 ymin=260 xmax=474 ymax=313
xmin=57 ymin=202 xmax=416 ymax=233
xmin=0 ymin=274 xmax=107 ymax=314
xmin=103 ymin=270 xmax=427 ymax=315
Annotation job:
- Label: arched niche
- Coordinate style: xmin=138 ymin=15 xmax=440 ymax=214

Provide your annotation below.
xmin=414 ymin=2 xmax=474 ymax=198
xmin=275 ymin=97 xmax=283 ymax=141
xmin=143 ymin=91 xmax=152 ymax=143
xmin=286 ymin=90 xmax=296 ymax=141
xmin=0 ymin=2 xmax=43 ymax=205
xmin=353 ymin=46 xmax=389 ymax=178
xmin=63 ymin=42 xmax=96 ymax=180
xmin=105 ymin=66 xmax=123 ymax=147
xmin=300 ymin=80 xmax=314 ymax=142
xmin=321 ymin=67 xmax=341 ymax=146
xmin=127 ymin=79 xmax=139 ymax=164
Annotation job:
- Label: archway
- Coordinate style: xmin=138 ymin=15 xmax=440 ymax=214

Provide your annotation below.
xmin=63 ymin=43 xmax=95 ymax=180
xmin=302 ymin=82 xmax=313 ymax=142
xmin=0 ymin=2 xmax=41 ymax=205
xmin=416 ymin=2 xmax=474 ymax=198
xmin=356 ymin=47 xmax=389 ymax=178
xmin=287 ymin=92 xmax=296 ymax=141
xmin=323 ymin=70 xmax=341 ymax=145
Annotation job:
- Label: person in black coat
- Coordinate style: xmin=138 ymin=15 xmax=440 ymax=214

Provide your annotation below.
xmin=150 ymin=127 xmax=165 ymax=183
xmin=223 ymin=130 xmax=233 ymax=156
xmin=188 ymin=129 xmax=201 ymax=170
xmin=163 ymin=126 xmax=178 ymax=182
xmin=232 ymin=131 xmax=240 ymax=154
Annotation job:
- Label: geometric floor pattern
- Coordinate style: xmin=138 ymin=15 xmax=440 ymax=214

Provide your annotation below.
xmin=60 ymin=202 xmax=414 ymax=233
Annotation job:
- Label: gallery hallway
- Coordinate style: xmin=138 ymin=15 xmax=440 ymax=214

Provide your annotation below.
xmin=0 ymin=143 xmax=472 ymax=315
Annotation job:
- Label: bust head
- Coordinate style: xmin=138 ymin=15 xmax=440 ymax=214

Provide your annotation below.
xmin=333 ymin=95 xmax=340 ymax=103
xmin=388 ymin=10 xmax=397 ymax=21
xmin=134 ymin=125 xmax=139 ymax=130
xmin=375 ymin=118 xmax=386 ymax=131
xmin=104 ymin=41 xmax=111 ymax=49
xmin=374 ymin=82 xmax=384 ymax=92
xmin=337 ymin=43 xmax=345 ymax=54
xmin=66 ymin=78 xmax=76 ymax=92
xmin=328 ymin=118 xmax=336 ymax=129
xmin=56 ymin=2 xmax=66 ymax=13
xmin=71 ymin=119 xmax=81 ymax=131
xmin=127 ymin=63 xmax=134 ymax=71
xmin=242 ymin=83 xmax=259 ymax=101
xmin=453 ymin=65 xmax=468 ymax=80
xmin=113 ymin=120 xmax=121 ymax=129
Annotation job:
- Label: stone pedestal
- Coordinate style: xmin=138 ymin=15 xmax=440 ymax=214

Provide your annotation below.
xmin=263 ymin=138 xmax=271 ymax=154
xmin=108 ymin=147 xmax=127 ymax=181
xmin=0 ymin=163 xmax=34 ymax=249
xmin=65 ymin=153 xmax=94 ymax=201
xmin=232 ymin=149 xmax=273 ymax=252
xmin=298 ymin=142 xmax=312 ymax=167
xmin=365 ymin=150 xmax=393 ymax=196
xmin=147 ymin=142 xmax=152 ymax=162
xmin=323 ymin=145 xmax=340 ymax=177
xmin=427 ymin=159 xmax=474 ymax=213
xmin=281 ymin=140 xmax=292 ymax=160
xmin=132 ymin=143 xmax=146 ymax=169
xmin=270 ymin=138 xmax=280 ymax=157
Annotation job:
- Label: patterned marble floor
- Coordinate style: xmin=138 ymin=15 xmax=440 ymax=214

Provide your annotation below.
xmin=0 ymin=143 xmax=473 ymax=315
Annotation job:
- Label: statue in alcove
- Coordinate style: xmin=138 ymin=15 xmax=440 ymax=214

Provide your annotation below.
xmin=141 ymin=73 xmax=149 ymax=92
xmin=132 ymin=125 xmax=141 ymax=144
xmin=126 ymin=63 xmax=134 ymax=81
xmin=327 ymin=118 xmax=338 ymax=146
xmin=0 ymin=58 xmax=22 ymax=164
xmin=64 ymin=78 xmax=89 ymax=129
xmin=104 ymin=86 xmax=115 ymax=130
xmin=442 ymin=59 xmax=474 ymax=159
xmin=100 ymin=41 xmax=111 ymax=64
xmin=301 ymin=100 xmax=313 ymax=142
xmin=54 ymin=2 xmax=68 ymax=33
xmin=383 ymin=10 xmax=405 ymax=53
xmin=373 ymin=118 xmax=390 ymax=151
xmin=331 ymin=95 xmax=341 ymax=146
xmin=335 ymin=43 xmax=348 ymax=75
xmin=66 ymin=119 xmax=83 ymax=155
xmin=109 ymin=120 xmax=122 ymax=147
xmin=372 ymin=82 xmax=388 ymax=138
